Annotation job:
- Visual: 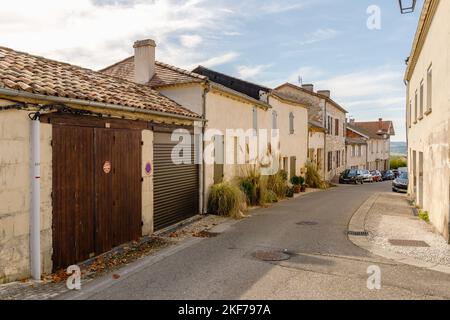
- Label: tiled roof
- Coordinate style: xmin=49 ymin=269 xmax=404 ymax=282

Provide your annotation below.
xmin=275 ymin=82 xmax=348 ymax=114
xmin=346 ymin=137 xmax=367 ymax=145
xmin=100 ymin=56 xmax=207 ymax=87
xmin=353 ymin=121 xmax=395 ymax=139
xmin=0 ymin=47 xmax=200 ymax=118
xmin=309 ymin=120 xmax=326 ymax=131
xmin=271 ymin=90 xmax=307 ymax=108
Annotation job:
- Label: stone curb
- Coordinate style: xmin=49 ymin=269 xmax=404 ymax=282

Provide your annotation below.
xmin=347 ymin=193 xmax=450 ymax=275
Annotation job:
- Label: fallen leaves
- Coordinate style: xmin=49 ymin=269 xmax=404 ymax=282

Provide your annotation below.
xmin=43 ymin=237 xmax=170 ymax=284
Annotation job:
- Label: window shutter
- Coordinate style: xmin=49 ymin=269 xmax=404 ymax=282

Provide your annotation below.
xmin=289 ymin=112 xmax=294 ymax=134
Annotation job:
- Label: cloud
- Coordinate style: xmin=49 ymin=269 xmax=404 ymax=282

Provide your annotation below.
xmin=299 ymin=28 xmax=339 ymax=46
xmin=314 ymin=67 xmax=403 ymax=98
xmin=180 ymin=34 xmax=203 ymax=48
xmin=260 ymin=2 xmax=305 ymax=14
xmin=237 ymin=64 xmax=271 ymax=79
xmin=193 ymin=52 xmax=240 ymax=68
xmin=0 ymin=0 xmax=234 ymax=69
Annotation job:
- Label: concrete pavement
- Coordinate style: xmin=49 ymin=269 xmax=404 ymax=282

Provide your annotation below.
xmin=61 ymin=182 xmax=450 ymax=300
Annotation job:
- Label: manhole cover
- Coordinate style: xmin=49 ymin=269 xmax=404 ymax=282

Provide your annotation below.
xmin=253 ymin=250 xmax=291 ymax=262
xmin=348 ymin=231 xmax=369 ymax=237
xmin=388 ymin=239 xmax=430 ymax=247
xmin=297 ymin=221 xmax=319 ymax=226
xmin=193 ymin=230 xmax=220 ymax=238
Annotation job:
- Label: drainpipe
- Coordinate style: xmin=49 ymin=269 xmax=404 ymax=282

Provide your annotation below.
xmin=323 ymin=101 xmax=327 ymax=180
xmin=30 ymin=112 xmax=41 ymax=281
xmin=201 ymin=82 xmax=210 ymax=214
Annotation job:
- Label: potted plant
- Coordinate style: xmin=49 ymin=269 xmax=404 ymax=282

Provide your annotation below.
xmin=290 ymin=176 xmax=302 ymax=194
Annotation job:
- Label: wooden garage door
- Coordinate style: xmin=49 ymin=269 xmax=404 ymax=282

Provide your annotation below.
xmin=153 ymin=132 xmax=199 ymax=231
xmin=52 ymin=126 xmax=95 ymax=271
xmin=52 ymin=125 xmax=142 ymax=271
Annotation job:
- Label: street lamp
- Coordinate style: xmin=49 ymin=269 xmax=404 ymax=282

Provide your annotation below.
xmin=399 ymin=0 xmax=417 ymax=14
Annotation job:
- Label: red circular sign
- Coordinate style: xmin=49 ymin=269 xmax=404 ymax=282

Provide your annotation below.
xmin=103 ymin=161 xmax=111 ymax=174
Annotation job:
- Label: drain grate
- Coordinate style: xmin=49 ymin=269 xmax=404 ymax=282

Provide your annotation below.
xmin=193 ymin=230 xmax=220 ymax=238
xmin=253 ymin=250 xmax=291 ymax=262
xmin=348 ymin=231 xmax=369 ymax=237
xmin=389 ymin=239 xmax=430 ymax=247
xmin=296 ymin=221 xmax=319 ymax=226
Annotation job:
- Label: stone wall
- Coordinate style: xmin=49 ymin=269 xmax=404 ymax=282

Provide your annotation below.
xmin=0 ymin=109 xmax=53 ymax=283
xmin=141 ymin=129 xmax=154 ymax=236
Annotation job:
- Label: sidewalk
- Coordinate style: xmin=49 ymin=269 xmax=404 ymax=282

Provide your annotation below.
xmin=349 ymin=192 xmax=450 ymax=274
xmin=0 ymin=214 xmax=229 ymax=300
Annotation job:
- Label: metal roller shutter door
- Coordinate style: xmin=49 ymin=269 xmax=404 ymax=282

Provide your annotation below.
xmin=153 ymin=132 xmax=199 ymax=231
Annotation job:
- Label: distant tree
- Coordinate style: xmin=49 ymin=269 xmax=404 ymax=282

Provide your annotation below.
xmin=390 ymin=156 xmax=407 ymax=169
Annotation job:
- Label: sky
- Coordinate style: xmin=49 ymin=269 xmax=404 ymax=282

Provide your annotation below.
xmin=0 ymin=0 xmax=422 ymax=141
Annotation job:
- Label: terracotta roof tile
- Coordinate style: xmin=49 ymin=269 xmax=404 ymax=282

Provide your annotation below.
xmin=0 ymin=46 xmax=200 ymax=119
xmin=100 ymin=56 xmax=206 ymax=87
xmin=351 ymin=121 xmax=395 ymax=139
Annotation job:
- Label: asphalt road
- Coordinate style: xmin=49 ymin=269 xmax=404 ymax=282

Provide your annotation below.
xmin=67 ymin=182 xmax=450 ymax=300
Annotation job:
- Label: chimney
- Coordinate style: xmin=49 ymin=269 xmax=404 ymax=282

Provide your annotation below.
xmin=302 ymin=84 xmax=314 ymax=92
xmin=378 ymin=118 xmax=383 ymax=130
xmin=317 ymin=90 xmax=331 ymax=98
xmin=133 ymin=39 xmax=156 ymax=85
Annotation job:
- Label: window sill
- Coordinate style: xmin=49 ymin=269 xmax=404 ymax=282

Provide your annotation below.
xmin=413 ymin=121 xmax=418 ymax=124
xmin=425 ymin=109 xmax=432 ymax=115
xmin=418 ymin=116 xmax=424 ymax=121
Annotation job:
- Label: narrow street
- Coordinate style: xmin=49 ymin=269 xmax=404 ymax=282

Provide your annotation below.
xmin=62 ymin=183 xmax=450 ymax=300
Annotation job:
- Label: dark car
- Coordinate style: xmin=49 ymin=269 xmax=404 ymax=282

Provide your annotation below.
xmin=382 ymin=170 xmax=395 ymax=181
xmin=340 ymin=169 xmax=364 ymax=185
xmin=392 ymin=169 xmax=400 ymax=178
xmin=393 ymin=172 xmax=408 ymax=193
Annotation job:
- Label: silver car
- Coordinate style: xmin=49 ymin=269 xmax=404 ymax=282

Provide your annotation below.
xmin=361 ymin=170 xmax=373 ymax=183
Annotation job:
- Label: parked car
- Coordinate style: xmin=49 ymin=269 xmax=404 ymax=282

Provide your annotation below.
xmin=392 ymin=169 xmax=400 ymax=178
xmin=361 ymin=170 xmax=373 ymax=183
xmin=370 ymin=170 xmax=382 ymax=182
xmin=398 ymin=167 xmax=408 ymax=174
xmin=392 ymin=172 xmax=408 ymax=193
xmin=382 ymin=170 xmax=395 ymax=181
xmin=339 ymin=169 xmax=364 ymax=185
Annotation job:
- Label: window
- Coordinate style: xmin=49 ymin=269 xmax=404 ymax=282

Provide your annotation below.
xmin=371 ymin=141 xmax=374 ymax=154
xmin=419 ymin=80 xmax=424 ymax=119
xmin=426 ymin=66 xmax=432 ymax=113
xmin=358 ymin=145 xmax=362 ymax=157
xmin=336 ymin=150 xmax=340 ymax=168
xmin=252 ymin=106 xmax=258 ymax=135
xmin=327 ymin=116 xmax=333 ymax=134
xmin=289 ymin=112 xmax=295 ymax=134
xmin=335 ymin=119 xmax=339 ymax=136
xmin=272 ymin=111 xmax=278 ymax=136
xmin=327 ymin=151 xmax=333 ymax=172
xmin=409 ymin=100 xmax=412 ymax=128
xmin=414 ymin=90 xmax=418 ymax=123
xmin=351 ymin=145 xmax=356 ymax=157
xmin=343 ymin=123 xmax=346 ymax=137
